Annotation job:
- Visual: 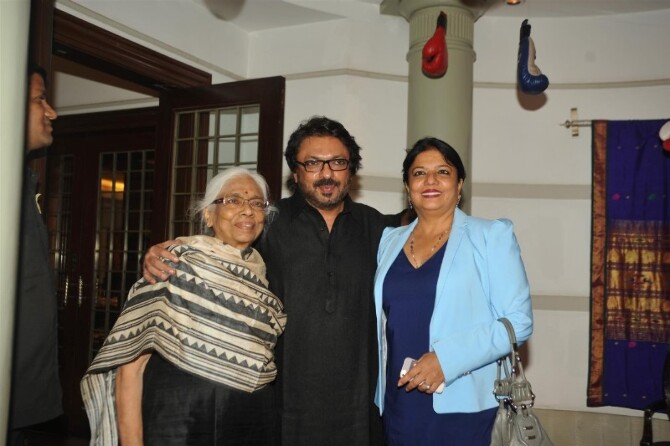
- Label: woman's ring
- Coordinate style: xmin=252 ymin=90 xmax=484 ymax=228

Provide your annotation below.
xmin=424 ymin=383 xmax=431 ymax=389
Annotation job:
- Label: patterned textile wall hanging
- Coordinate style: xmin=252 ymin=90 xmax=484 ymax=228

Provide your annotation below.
xmin=588 ymin=119 xmax=670 ymax=409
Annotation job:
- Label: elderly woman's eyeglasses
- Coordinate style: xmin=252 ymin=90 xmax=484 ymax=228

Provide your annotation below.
xmin=212 ymin=196 xmax=269 ymax=211
xmin=295 ymin=158 xmax=350 ymax=173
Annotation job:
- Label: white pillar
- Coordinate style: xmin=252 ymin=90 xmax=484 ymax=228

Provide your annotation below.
xmin=0 ymin=0 xmax=31 ymax=441
xmin=381 ymin=0 xmax=494 ymax=213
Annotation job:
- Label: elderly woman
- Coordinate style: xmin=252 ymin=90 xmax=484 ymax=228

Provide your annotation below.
xmin=81 ymin=167 xmax=286 ymax=446
xmin=373 ymin=138 xmax=533 ymax=445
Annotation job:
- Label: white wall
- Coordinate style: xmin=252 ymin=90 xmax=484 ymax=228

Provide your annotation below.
xmin=53 ymin=0 xmax=670 ymax=417
xmin=0 ymin=0 xmax=30 ymax=440
xmin=470 ymin=14 xmax=669 ymax=416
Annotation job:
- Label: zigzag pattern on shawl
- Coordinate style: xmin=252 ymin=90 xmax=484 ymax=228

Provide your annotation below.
xmin=80 ymin=239 xmax=286 ymax=446
xmin=86 ymin=251 xmax=284 ymax=388
xmin=126 ymin=265 xmax=282 ymax=340
xmin=169 ymin=243 xmax=284 ymax=315
xmin=90 ymin=294 xmax=279 ymax=380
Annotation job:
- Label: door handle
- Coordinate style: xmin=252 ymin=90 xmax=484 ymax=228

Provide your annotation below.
xmin=64 ymin=275 xmax=69 ymax=307
xmin=78 ymin=275 xmax=83 ymax=308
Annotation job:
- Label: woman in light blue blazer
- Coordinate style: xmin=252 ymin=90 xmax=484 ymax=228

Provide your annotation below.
xmin=374 ymin=137 xmax=533 ymax=445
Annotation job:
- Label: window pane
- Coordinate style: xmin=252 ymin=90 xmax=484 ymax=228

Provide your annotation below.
xmin=198 ymin=111 xmax=216 ymax=138
xmin=143 ymin=211 xmax=152 ymax=229
xmin=127 ymin=232 xmax=139 ymax=251
xmin=144 ymin=171 xmax=154 ymax=190
xmin=219 ymin=109 xmax=237 ymax=136
xmin=173 ymin=167 xmax=192 ymax=193
xmin=144 ymin=191 xmax=153 ymax=210
xmin=195 ymin=166 xmax=214 ymax=189
xmin=173 ymin=194 xmax=191 ymax=221
xmin=240 ymin=106 xmax=260 ymax=134
xmin=128 ymin=172 xmax=143 ymax=191
xmin=177 ymin=112 xmax=195 ymax=138
xmin=196 ymin=139 xmax=215 ymax=166
xmin=130 ymin=152 xmax=145 ymax=170
xmin=92 ymin=149 xmax=153 ymax=359
xmin=218 ymin=137 xmax=237 ymax=164
xmin=192 ymin=166 xmax=208 ymax=196
xmin=240 ymin=135 xmax=258 ymax=163
xmin=173 ymin=221 xmax=191 ymax=237
xmin=128 ymin=191 xmax=142 ymax=209
xmin=175 ymin=140 xmax=194 ymax=166
xmin=127 ymin=211 xmax=141 ymax=229
xmin=115 ymin=153 xmax=128 ymax=172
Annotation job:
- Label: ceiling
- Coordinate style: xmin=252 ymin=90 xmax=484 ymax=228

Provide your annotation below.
xmin=485 ymin=0 xmax=670 ymax=17
xmin=195 ymin=0 xmax=670 ymax=32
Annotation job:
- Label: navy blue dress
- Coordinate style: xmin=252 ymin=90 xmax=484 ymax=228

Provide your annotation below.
xmin=381 ymin=243 xmax=497 ymax=446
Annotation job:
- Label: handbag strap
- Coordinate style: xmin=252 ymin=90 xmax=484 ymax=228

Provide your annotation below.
xmin=496 ymin=318 xmax=535 ymax=409
xmin=499 ymin=317 xmax=522 ymax=377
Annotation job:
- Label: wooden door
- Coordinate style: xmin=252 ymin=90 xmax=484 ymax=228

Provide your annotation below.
xmin=46 ymin=76 xmax=285 ymax=437
xmin=152 ymin=76 xmax=285 ymax=239
xmin=48 ymin=108 xmax=158 ymax=435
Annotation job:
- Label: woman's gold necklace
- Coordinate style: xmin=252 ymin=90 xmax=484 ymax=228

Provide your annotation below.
xmin=409 ymin=229 xmax=448 ymax=267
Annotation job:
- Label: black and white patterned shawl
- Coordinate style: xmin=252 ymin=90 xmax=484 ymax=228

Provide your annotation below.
xmin=80 ymin=235 xmax=286 ymax=446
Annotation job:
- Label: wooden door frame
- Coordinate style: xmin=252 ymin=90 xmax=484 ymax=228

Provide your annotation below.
xmin=52 ymin=9 xmax=212 ymax=90
xmin=31 ymin=0 xmax=212 ymax=91
xmin=29 ymin=0 xmax=212 ymax=187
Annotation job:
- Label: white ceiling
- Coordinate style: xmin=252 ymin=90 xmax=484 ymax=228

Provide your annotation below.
xmin=194 ymin=0 xmax=670 ymax=32
xmin=485 ymin=0 xmax=670 ymax=18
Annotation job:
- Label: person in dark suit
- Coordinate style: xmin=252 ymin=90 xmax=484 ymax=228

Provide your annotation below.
xmin=7 ymin=64 xmax=63 ymax=446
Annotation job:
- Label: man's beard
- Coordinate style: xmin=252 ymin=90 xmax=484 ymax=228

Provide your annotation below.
xmin=300 ymin=177 xmax=350 ymax=211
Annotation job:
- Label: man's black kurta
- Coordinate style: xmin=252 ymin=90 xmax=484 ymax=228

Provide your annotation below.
xmin=258 ymin=191 xmax=392 ymax=446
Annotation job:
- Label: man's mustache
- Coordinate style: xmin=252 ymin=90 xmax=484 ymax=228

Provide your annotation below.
xmin=314 ymin=178 xmax=339 ymax=187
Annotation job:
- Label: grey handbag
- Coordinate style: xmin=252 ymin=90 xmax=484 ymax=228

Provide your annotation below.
xmin=491 ymin=318 xmax=554 ymax=446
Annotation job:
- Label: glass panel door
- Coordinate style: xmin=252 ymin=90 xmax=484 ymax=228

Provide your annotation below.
xmin=170 ymin=105 xmax=259 ymax=237
xmin=45 ymin=154 xmax=74 ymax=382
xmin=47 ymin=107 xmax=158 ymax=436
xmin=92 ymin=150 xmax=154 ymax=358
xmin=153 ymin=77 xmax=285 ymax=242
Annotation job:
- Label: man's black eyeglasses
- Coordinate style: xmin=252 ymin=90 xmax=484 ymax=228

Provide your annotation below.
xmin=295 ymin=158 xmax=350 ymax=173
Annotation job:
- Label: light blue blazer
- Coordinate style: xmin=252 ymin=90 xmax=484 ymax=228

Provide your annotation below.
xmin=374 ymin=208 xmax=533 ymax=414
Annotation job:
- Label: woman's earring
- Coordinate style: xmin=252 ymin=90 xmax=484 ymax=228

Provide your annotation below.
xmin=408 ymin=199 xmax=413 ymax=210
xmin=457 ymin=195 xmax=461 ymax=206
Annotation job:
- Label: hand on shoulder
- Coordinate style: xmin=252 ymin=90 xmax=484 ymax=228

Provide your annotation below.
xmin=142 ymin=240 xmax=181 ymax=283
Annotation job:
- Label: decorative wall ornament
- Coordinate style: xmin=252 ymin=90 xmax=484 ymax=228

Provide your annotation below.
xmin=517 ymin=19 xmax=549 ymax=95
xmin=422 ymin=11 xmax=448 ymax=78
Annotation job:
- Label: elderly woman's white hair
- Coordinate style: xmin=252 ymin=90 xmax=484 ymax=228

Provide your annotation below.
xmin=191 ymin=167 xmax=277 ymax=235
